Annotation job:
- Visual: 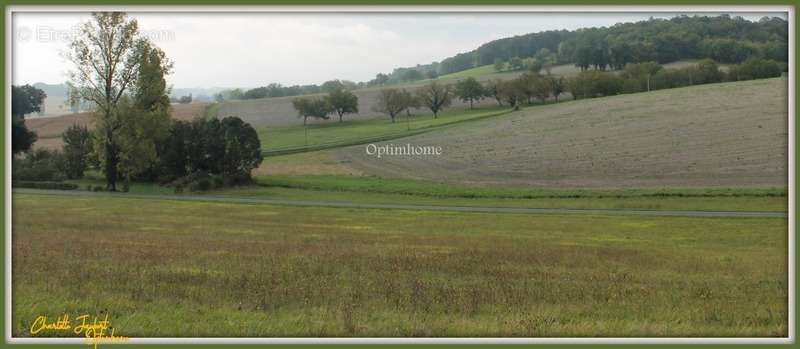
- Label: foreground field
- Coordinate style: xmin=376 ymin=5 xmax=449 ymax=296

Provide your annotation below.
xmin=338 ymin=78 xmax=788 ymax=187
xmin=13 ymin=194 xmax=786 ymax=337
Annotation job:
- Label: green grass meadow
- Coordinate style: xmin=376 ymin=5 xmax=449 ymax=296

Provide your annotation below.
xmin=258 ymin=106 xmax=509 ymax=152
xmin=12 ymin=194 xmax=788 ymax=337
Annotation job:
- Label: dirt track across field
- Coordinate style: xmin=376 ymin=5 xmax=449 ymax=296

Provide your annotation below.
xmin=13 ymin=189 xmax=787 ymax=218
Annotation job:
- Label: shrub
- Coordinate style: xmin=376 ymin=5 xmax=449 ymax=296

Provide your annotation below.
xmin=92 ymin=186 xmax=105 ymax=192
xmin=12 ymin=181 xmax=77 ymax=190
xmin=12 ymin=149 xmax=66 ymax=182
xmin=189 ymin=178 xmax=212 ymax=192
xmin=728 ymin=58 xmax=784 ymax=81
xmin=569 ymin=70 xmax=623 ymax=99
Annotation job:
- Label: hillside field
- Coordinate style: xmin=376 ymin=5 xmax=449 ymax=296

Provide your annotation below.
xmin=26 ymin=102 xmax=211 ymax=150
xmin=338 ymin=78 xmax=787 ymax=188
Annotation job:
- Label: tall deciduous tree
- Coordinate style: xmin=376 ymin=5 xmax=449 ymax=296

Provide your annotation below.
xmin=117 ymin=42 xmax=173 ymax=187
xmin=416 ymin=82 xmax=452 ymax=118
xmin=67 ymin=12 xmax=148 ymax=191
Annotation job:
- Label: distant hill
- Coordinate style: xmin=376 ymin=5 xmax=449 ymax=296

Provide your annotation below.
xmin=374 ymin=15 xmax=787 ymax=85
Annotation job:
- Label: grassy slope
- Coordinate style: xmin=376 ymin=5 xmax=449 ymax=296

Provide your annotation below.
xmin=259 ymin=106 xmax=509 ymax=151
xmin=338 ymin=78 xmax=788 ymax=188
xmin=13 ymin=194 xmax=787 ymax=337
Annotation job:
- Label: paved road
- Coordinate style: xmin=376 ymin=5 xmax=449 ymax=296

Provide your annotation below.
xmin=12 ymin=188 xmax=787 ymax=218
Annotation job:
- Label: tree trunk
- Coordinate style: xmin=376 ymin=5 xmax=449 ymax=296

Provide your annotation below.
xmin=104 ymin=138 xmax=117 ymax=192
xmin=339 ymin=112 xmax=343 ymax=122
xmin=303 ymin=116 xmax=307 ymax=126
xmin=469 ymin=99 xmax=473 ymax=109
xmin=433 ymin=111 xmax=438 ymax=119
xmin=391 ymin=114 xmax=396 ymax=123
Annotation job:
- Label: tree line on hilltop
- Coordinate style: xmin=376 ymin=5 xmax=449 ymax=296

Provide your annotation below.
xmin=216 ymin=15 xmax=787 ymax=103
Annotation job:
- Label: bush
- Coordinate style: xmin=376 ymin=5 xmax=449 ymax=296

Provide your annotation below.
xmin=569 ymin=70 xmax=623 ymax=99
xmin=189 ymin=177 xmax=212 ymax=192
xmin=13 ymin=149 xmax=66 ymax=182
xmin=222 ymin=173 xmax=253 ymax=187
xmin=92 ymin=186 xmax=105 ymax=192
xmin=727 ymin=58 xmax=784 ymax=81
xmin=12 ymin=181 xmax=77 ymax=190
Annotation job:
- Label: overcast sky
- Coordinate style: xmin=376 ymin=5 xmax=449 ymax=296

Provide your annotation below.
xmin=12 ymin=11 xmax=787 ymax=88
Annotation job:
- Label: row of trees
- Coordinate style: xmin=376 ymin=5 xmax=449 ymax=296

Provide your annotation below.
xmin=216 ymin=79 xmax=365 ymax=102
xmin=292 ymin=88 xmax=360 ymax=125
xmin=292 ymin=78 xmax=498 ymax=125
xmin=368 ymin=57 xmax=785 ymax=120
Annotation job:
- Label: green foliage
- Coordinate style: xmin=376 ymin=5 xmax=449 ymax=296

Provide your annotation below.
xmin=112 ymin=43 xmax=172 ymax=184
xmin=12 ymin=85 xmax=47 ymax=118
xmin=12 ymin=117 xmax=37 ymax=155
xmin=436 ymin=15 xmax=786 ymax=77
xmin=12 ymin=181 xmax=78 ymax=190
xmin=219 ymin=116 xmax=263 ymax=177
xmin=292 ymin=97 xmax=332 ymax=125
xmin=320 ymin=80 xmax=346 ymax=93
xmin=496 ymin=78 xmax=526 ymax=107
xmin=568 ymin=70 xmax=623 ymax=99
xmin=526 ymin=59 xmax=543 ymax=74
xmin=547 ymin=75 xmax=566 ymax=102
xmin=12 ymin=149 xmax=66 ymax=182
xmin=727 ymin=58 xmax=784 ymax=81
xmin=401 ymin=70 xmax=424 ymax=82
xmin=68 ymin=12 xmax=147 ymax=191
xmin=325 ymin=89 xmax=359 ymax=122
xmin=507 ymin=57 xmax=524 ymax=71
xmin=371 ymin=73 xmax=390 ymax=86
xmin=454 ymin=77 xmax=485 ymax=109
xmin=416 ymin=82 xmax=452 ymax=118
xmin=373 ymin=88 xmax=409 ymax=123
xmin=11 ymin=84 xmax=46 ymax=154
xmin=492 ymin=58 xmax=505 ymax=72
xmin=222 ymin=83 xmax=327 ymax=102
xmin=482 ymin=79 xmax=503 ymax=105
xmin=156 ymin=116 xmax=262 ymax=184
xmin=61 ymin=124 xmax=93 ymax=179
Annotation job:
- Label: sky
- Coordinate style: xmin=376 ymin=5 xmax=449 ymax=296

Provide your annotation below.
xmin=11 ymin=11 xmax=787 ymax=88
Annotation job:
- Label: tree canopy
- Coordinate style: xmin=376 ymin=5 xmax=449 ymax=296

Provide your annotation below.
xmin=325 ymin=89 xmax=359 ymax=122
xmin=292 ymin=97 xmax=332 ymax=125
